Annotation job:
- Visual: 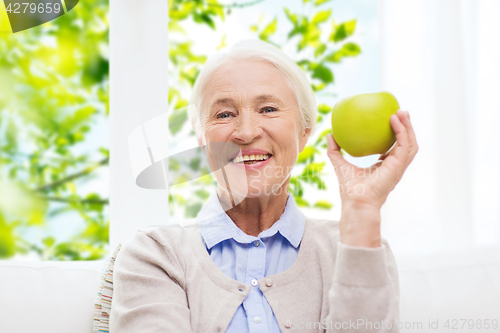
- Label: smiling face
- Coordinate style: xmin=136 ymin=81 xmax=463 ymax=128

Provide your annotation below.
xmin=200 ymin=59 xmax=311 ymax=200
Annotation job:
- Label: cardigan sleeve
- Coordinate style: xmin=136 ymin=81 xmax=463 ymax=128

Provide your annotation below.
xmin=109 ymin=230 xmax=194 ymax=333
xmin=326 ymin=238 xmax=400 ymax=333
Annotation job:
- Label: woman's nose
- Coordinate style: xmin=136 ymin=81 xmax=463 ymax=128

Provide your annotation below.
xmin=232 ymin=112 xmax=263 ymax=143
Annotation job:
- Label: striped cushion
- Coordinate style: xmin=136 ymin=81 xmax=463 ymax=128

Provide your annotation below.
xmin=93 ymin=244 xmax=122 ymax=333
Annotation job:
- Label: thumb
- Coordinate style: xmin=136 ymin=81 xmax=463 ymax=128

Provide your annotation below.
xmin=326 ymin=133 xmax=345 ymax=168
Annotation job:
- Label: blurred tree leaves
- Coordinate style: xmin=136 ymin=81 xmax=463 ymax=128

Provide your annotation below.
xmin=259 ymin=17 xmax=277 ymax=41
xmin=330 ymin=19 xmax=357 ymax=42
xmin=324 ymin=42 xmax=361 ymax=62
xmin=0 ymin=0 xmax=109 ymax=260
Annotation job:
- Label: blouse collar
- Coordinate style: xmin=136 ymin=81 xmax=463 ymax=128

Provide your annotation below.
xmin=198 ymin=190 xmax=305 ymax=250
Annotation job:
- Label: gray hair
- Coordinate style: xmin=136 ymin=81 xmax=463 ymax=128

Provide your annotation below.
xmin=188 ymin=39 xmax=317 ymax=142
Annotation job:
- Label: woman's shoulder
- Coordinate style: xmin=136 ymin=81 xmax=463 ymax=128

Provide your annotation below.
xmin=140 ymin=220 xmax=201 ymax=241
xmin=113 ymin=222 xmax=204 ymax=290
xmin=301 ymin=216 xmax=343 ymax=254
xmin=120 ymin=221 xmax=203 ymax=261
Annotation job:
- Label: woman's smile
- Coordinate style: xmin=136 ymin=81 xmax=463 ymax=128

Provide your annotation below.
xmin=230 ymin=148 xmax=273 ymax=169
xmin=230 ymin=155 xmax=272 ymax=170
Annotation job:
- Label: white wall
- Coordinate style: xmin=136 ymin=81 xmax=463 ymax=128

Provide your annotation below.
xmin=109 ymin=0 xmax=169 ymax=251
xmin=379 ymin=0 xmax=500 ymax=255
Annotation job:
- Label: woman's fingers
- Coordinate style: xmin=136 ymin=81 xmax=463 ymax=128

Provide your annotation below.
xmin=398 ymin=110 xmax=419 ymax=161
xmin=386 ymin=110 xmax=410 ymax=167
xmin=326 ymin=133 xmax=344 ymax=168
xmin=326 ymin=134 xmax=356 ymax=179
xmin=378 ymin=151 xmax=389 ymax=161
xmin=371 ymin=151 xmax=389 ymax=168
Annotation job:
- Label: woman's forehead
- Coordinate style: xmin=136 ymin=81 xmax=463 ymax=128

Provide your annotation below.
xmin=201 ymin=61 xmax=297 ymax=108
xmin=208 ymin=93 xmax=286 ymax=109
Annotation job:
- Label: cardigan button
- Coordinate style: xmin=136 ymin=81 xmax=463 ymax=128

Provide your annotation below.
xmin=285 ymin=320 xmax=291 ymax=328
xmin=265 ymin=278 xmax=273 ymax=287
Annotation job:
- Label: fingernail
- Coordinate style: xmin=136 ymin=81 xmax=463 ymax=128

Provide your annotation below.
xmin=406 ymin=111 xmax=410 ymax=119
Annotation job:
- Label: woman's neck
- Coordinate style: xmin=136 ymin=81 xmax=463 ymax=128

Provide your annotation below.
xmin=217 ymin=187 xmax=289 ymax=237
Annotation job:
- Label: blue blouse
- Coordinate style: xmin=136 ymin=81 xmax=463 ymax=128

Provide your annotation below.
xmin=197 ymin=191 xmax=305 ymax=333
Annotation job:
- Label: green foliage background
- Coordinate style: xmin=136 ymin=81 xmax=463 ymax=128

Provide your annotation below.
xmin=0 ymin=0 xmax=360 ymax=260
xmin=168 ymin=0 xmax=360 ymax=219
xmin=0 ymin=0 xmax=109 ymax=260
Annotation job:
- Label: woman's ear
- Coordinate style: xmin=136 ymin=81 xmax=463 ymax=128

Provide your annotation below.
xmin=197 ymin=134 xmax=208 ymax=156
xmin=298 ymin=127 xmax=312 ymax=153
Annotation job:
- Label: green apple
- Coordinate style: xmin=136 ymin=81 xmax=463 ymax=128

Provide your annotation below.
xmin=331 ymin=91 xmax=400 ymax=157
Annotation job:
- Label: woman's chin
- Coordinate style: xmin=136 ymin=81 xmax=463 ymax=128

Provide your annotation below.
xmin=215 ymin=166 xmax=290 ymax=200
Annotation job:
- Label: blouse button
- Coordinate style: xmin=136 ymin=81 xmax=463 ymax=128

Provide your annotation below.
xmin=253 ymin=240 xmax=260 ymax=247
xmin=253 ymin=316 xmax=261 ymax=323
xmin=265 ymin=278 xmax=273 ymax=287
xmin=251 ymin=279 xmax=258 ymax=286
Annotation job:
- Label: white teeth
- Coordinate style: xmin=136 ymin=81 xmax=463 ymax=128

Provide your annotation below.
xmin=232 ymin=154 xmax=271 ymax=163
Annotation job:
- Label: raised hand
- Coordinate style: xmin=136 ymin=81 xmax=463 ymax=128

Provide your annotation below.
xmin=326 ymin=109 xmax=418 ymax=247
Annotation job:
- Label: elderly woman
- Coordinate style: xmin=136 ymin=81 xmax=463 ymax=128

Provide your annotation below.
xmin=110 ymin=39 xmax=418 ymax=332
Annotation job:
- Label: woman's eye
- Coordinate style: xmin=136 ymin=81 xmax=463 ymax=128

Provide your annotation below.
xmin=262 ymin=107 xmax=277 ymax=113
xmin=217 ymin=112 xmax=232 ymax=119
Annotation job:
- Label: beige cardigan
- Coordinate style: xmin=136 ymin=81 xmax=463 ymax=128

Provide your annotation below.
xmin=109 ymin=217 xmax=400 ymax=332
